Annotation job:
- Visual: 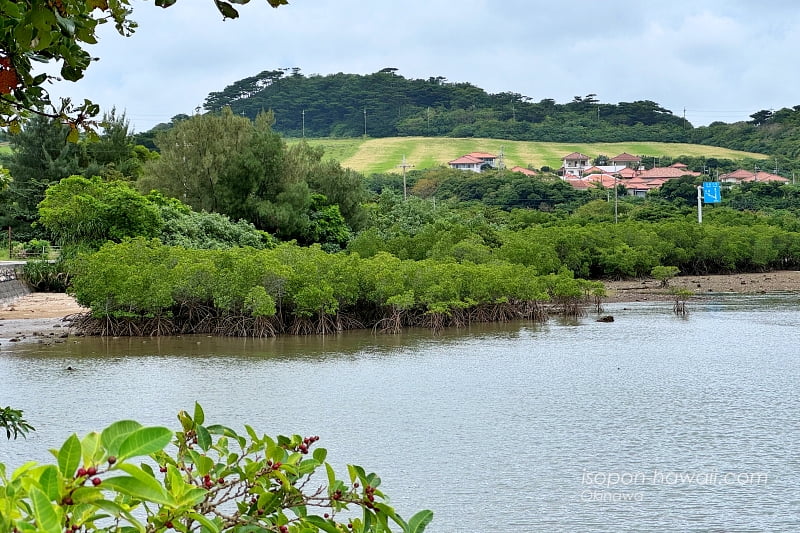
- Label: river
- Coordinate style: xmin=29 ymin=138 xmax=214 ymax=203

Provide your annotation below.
xmin=1 ymin=295 xmax=798 ymax=532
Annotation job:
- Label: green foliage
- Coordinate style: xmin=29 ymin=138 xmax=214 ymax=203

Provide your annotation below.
xmin=0 ymin=404 xmax=431 ymax=533
xmin=38 ymin=175 xmax=162 ymax=247
xmin=0 ymin=406 xmax=34 ymax=439
xmin=0 ymin=1 xmax=287 ymax=130
xmin=202 ymin=70 xmax=691 ymax=144
xmin=139 ymin=111 xmax=367 ymax=247
xmin=651 ymin=265 xmax=681 ymax=287
xmin=20 ymin=257 xmax=69 ymax=292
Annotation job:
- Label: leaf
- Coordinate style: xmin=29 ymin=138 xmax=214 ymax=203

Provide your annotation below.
xmin=214 ymin=0 xmax=240 ymax=19
xmin=37 ymin=465 xmax=61 ymax=501
xmin=81 ymin=431 xmax=104 ymax=466
xmin=305 ymin=515 xmax=340 ymax=533
xmin=117 ymin=426 xmax=173 ymax=461
xmin=187 ymin=512 xmax=220 ymax=533
xmin=93 ymin=499 xmax=145 ymax=530
xmin=312 ymin=447 xmax=327 ymax=463
xmin=196 ymin=424 xmax=212 ymax=451
xmin=193 ymin=402 xmax=205 ymax=426
xmin=102 ymin=474 xmax=174 ymax=506
xmin=30 ymin=486 xmax=62 ymax=533
xmin=406 ymin=510 xmax=434 ymax=533
xmin=101 ymin=420 xmax=142 ymax=456
xmin=57 ymin=433 xmax=82 ymax=477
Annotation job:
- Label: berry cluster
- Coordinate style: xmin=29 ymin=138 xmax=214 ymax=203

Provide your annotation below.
xmin=46 ymin=0 xmax=68 ymax=16
xmin=0 ymin=56 xmax=19 ymax=95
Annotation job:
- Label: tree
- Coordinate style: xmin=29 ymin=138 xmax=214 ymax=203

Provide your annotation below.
xmin=37 ymin=175 xmax=163 ymax=247
xmin=0 ymin=114 xmax=82 ymax=239
xmin=0 ymin=1 xmax=288 ymax=132
xmin=0 ymin=403 xmax=433 ymax=533
xmin=0 ymin=406 xmax=34 ymax=439
xmin=139 ymin=108 xmax=253 ymax=213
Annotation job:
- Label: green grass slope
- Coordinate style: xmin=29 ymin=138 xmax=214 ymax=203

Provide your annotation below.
xmin=294 ymin=137 xmax=768 ymax=174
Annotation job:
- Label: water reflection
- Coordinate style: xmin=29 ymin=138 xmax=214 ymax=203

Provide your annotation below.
xmin=1 ymin=296 xmax=798 ymax=532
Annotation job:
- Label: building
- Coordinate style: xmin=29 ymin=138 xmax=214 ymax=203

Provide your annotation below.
xmin=561 ymin=152 xmax=591 ymax=177
xmin=447 ymin=152 xmax=498 ymax=173
xmin=719 ymin=169 xmax=790 ymax=184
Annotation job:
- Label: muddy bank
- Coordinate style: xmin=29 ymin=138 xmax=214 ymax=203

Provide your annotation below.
xmin=0 ymin=293 xmax=84 ymax=345
xmin=602 ymin=270 xmax=800 ymax=303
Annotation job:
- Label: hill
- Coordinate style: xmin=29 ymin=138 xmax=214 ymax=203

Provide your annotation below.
xmin=294 ymin=137 xmax=769 ymax=175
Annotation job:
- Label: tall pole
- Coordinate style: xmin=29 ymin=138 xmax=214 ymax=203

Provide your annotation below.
xmin=614 ymin=175 xmax=618 ymax=223
xmin=363 ymin=107 xmax=367 ymax=137
xmin=398 ymin=155 xmax=414 ymax=200
xmin=697 ymin=185 xmax=703 ymax=224
xmin=302 ymin=109 xmax=305 ymax=138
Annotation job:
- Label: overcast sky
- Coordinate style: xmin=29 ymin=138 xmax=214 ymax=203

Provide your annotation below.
xmin=45 ymin=0 xmax=800 ymax=133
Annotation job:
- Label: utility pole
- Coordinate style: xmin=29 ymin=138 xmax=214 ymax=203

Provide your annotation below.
xmin=302 ymin=109 xmax=305 ymax=138
xmin=398 ymin=155 xmax=414 ymax=200
xmin=363 ymin=107 xmax=367 ymax=137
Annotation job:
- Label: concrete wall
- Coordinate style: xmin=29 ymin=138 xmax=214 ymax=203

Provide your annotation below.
xmin=0 ymin=266 xmax=30 ymax=304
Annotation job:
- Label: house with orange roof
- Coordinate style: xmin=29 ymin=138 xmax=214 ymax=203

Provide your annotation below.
xmin=610 ymin=153 xmax=641 ymax=169
xmin=561 ymin=152 xmax=591 ymax=177
xmin=448 ymin=152 xmax=498 ymax=172
xmin=510 ymin=166 xmax=537 ymax=176
xmin=719 ymin=169 xmax=789 ymax=184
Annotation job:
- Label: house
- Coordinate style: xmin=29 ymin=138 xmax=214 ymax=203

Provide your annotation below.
xmin=719 ymin=169 xmax=789 ymax=184
xmin=561 ymin=152 xmax=591 ymax=177
xmin=448 ymin=152 xmax=498 ymax=173
xmin=510 ymin=166 xmax=537 ymax=176
xmin=609 ymin=152 xmax=641 ymax=169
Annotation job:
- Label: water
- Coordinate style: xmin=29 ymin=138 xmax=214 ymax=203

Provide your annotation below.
xmin=1 ymin=295 xmax=799 ymax=532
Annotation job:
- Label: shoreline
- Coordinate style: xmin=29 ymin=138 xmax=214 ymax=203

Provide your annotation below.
xmin=2 ymin=271 xmax=799 ymax=343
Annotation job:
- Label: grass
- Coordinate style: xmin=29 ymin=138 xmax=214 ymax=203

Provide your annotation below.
xmin=293 ymin=137 xmax=769 ymax=174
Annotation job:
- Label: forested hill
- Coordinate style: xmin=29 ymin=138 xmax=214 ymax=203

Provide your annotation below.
xmin=202 ymin=68 xmax=688 ymax=142
xmin=198 ymin=68 xmax=800 ymax=163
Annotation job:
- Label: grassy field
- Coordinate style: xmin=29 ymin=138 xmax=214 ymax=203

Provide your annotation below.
xmin=293 ymin=137 xmax=768 ymax=174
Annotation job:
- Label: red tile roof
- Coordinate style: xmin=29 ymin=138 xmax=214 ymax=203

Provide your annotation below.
xmin=466 ymin=152 xmax=497 ymax=160
xmin=669 ymin=162 xmax=688 ymax=168
xmin=617 ymin=167 xmax=637 ymax=178
xmin=610 ymin=152 xmax=641 ymax=162
xmin=563 ymin=152 xmax=590 ymax=160
xmin=448 ymin=155 xmax=484 ymax=165
xmin=637 ymin=167 xmax=701 ymax=179
xmin=510 ymin=166 xmax=537 ymax=176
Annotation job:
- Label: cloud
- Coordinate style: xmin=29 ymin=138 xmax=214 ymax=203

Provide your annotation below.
xmin=41 ymin=0 xmax=800 ymax=132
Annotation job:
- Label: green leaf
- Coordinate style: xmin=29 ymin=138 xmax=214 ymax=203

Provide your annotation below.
xmin=214 ymin=1 xmax=241 ymax=19
xmin=93 ymin=499 xmax=145 ymax=530
xmin=30 ymin=486 xmax=62 ymax=533
xmin=100 ymin=420 xmax=142 ymax=456
xmin=176 ymin=487 xmax=208 ymax=508
xmin=187 ymin=511 xmax=220 ymax=533
xmin=406 ymin=510 xmax=434 ymax=533
xmin=193 ymin=402 xmax=205 ymax=426
xmin=117 ymin=426 xmax=173 ymax=461
xmin=196 ymin=424 xmax=212 ymax=451
xmin=57 ymin=433 xmax=82 ymax=477
xmin=102 ymin=474 xmax=174 ymax=506
xmin=305 ymin=515 xmax=340 ymax=533
xmin=312 ymin=447 xmax=327 ymax=463
xmin=37 ymin=465 xmax=61 ymax=501
xmin=81 ymin=431 xmax=104 ymax=466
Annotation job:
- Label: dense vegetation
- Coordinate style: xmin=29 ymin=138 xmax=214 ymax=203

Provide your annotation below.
xmin=197 ymin=69 xmax=800 ymax=172
xmin=6 ymin=106 xmax=800 ymax=338
xmin=0 ymin=402 xmax=432 ymax=533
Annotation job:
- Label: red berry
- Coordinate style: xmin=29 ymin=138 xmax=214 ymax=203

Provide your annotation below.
xmin=91 ymin=477 xmax=102 ymax=486
xmin=107 ymin=456 xmax=117 ymax=465
xmin=76 ymin=467 xmax=87 ymax=477
xmin=86 ymin=466 xmax=97 ymax=476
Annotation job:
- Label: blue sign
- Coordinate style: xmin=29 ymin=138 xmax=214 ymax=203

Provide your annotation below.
xmin=703 ymin=182 xmax=721 ymax=203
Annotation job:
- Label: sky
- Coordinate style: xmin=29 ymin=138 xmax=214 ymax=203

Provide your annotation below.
xmin=44 ymin=0 xmax=800 ymax=133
